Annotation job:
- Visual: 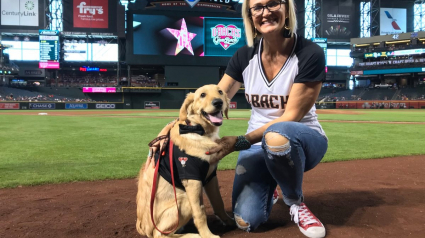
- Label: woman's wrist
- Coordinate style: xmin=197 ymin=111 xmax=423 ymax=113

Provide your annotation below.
xmin=234 ymin=135 xmax=251 ymax=151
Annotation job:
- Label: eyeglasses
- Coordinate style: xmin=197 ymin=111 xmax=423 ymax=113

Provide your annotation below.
xmin=249 ymin=0 xmax=286 ymax=17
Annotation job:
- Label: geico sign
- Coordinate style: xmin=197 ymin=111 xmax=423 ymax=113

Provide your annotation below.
xmin=96 ymin=104 xmax=115 ymax=109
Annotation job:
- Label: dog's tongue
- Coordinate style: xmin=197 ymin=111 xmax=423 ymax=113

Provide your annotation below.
xmin=209 ymin=111 xmax=223 ymax=124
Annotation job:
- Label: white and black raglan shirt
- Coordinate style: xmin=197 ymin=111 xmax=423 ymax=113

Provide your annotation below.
xmin=225 ymin=34 xmax=327 ymax=145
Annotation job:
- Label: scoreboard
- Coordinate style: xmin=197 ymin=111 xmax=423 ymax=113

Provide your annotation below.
xmin=39 ymin=30 xmax=60 ymax=69
xmin=311 ymin=38 xmax=328 ymax=66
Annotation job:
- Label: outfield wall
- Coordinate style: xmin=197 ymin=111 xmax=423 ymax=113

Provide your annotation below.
xmin=122 ymin=89 xmax=250 ymax=109
xmin=2 ymin=89 xmax=425 ymax=110
xmin=0 ymin=102 xmax=124 ymax=110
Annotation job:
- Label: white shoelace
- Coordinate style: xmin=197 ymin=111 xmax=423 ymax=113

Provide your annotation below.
xmin=290 ymin=204 xmax=317 ymax=226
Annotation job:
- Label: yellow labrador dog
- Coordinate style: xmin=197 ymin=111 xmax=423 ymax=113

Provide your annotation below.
xmin=136 ymin=84 xmax=234 ymax=238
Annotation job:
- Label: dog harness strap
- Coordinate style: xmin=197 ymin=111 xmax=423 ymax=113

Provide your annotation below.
xmin=150 ymin=140 xmax=180 ymax=235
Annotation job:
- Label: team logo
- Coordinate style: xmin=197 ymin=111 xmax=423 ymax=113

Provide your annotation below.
xmin=178 ymin=157 xmax=188 ymax=167
xmin=25 ymin=1 xmax=35 ymax=10
xmin=384 ymin=11 xmax=401 ymax=30
xmin=211 ymin=24 xmax=241 ymax=50
xmin=185 ymin=0 xmax=201 ymax=8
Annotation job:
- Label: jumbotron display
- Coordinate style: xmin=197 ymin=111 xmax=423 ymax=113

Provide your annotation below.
xmin=132 ymin=14 xmax=245 ymax=58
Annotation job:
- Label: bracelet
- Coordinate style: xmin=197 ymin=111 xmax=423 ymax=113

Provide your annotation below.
xmin=234 ymin=135 xmax=251 ymax=151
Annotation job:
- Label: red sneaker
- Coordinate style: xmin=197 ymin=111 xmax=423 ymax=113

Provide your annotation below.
xmin=272 ymin=188 xmax=279 ymax=205
xmin=290 ymin=203 xmax=325 ymax=238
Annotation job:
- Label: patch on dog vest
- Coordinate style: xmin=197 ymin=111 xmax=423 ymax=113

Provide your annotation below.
xmin=178 ymin=157 xmax=188 ymax=167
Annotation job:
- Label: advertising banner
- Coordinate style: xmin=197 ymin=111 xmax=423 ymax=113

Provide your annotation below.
xmin=29 ymin=103 xmax=55 ymax=109
xmin=380 ymin=8 xmax=406 ymax=35
xmin=229 ymin=102 xmax=237 ymax=109
xmin=350 ymin=71 xmax=364 ymax=75
xmin=62 ymin=0 xmax=118 ymax=35
xmin=65 ymin=103 xmax=88 ymax=109
xmin=358 ymin=58 xmax=425 ymax=67
xmin=83 ymin=87 xmax=116 ymax=93
xmin=144 ymin=101 xmax=160 ymax=109
xmin=0 ymin=103 xmax=19 ymax=109
xmin=322 ymin=0 xmax=353 ymax=39
xmin=73 ymin=0 xmax=108 ymax=29
xmin=95 ymin=103 xmax=115 ymax=109
xmin=204 ymin=18 xmax=245 ymax=57
xmin=18 ymin=68 xmax=45 ymax=77
xmin=0 ymin=0 xmax=39 ymax=26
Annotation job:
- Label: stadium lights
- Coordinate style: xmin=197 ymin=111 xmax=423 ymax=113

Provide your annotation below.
xmin=385 ymin=40 xmax=411 ymax=44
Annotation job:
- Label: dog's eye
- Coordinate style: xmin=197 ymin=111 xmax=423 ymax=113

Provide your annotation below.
xmin=200 ymin=93 xmax=206 ymax=98
xmin=218 ymin=90 xmax=223 ymax=95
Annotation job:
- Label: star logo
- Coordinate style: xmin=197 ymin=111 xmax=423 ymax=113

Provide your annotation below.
xmin=166 ymin=19 xmax=197 ymax=56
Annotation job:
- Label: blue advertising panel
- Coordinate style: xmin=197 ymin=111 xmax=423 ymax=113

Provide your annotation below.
xmin=65 ymin=103 xmax=88 ymax=109
xmin=29 ymin=103 xmax=56 ymax=109
xmin=363 ymin=67 xmax=425 ymax=75
xmin=204 ymin=17 xmax=245 ymax=57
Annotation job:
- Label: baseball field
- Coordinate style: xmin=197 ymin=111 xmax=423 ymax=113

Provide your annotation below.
xmin=1 ymin=109 xmax=425 ymax=238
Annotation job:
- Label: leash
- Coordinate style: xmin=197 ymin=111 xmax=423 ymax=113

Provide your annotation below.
xmin=149 ymin=136 xmax=180 ymax=234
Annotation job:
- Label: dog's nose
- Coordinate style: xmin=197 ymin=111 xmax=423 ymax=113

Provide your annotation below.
xmin=212 ymin=98 xmax=223 ymax=109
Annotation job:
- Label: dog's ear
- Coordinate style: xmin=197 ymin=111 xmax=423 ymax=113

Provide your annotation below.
xmin=179 ymin=92 xmax=195 ymax=122
xmin=224 ymin=96 xmax=230 ymax=119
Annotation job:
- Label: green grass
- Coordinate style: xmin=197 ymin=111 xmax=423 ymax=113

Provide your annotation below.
xmin=0 ymin=109 xmax=424 ymax=188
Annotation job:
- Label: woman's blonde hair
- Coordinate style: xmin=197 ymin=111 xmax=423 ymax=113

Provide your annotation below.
xmin=242 ymin=0 xmax=298 ymax=47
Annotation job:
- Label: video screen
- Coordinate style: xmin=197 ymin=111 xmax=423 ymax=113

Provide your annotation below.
xmin=1 ymin=41 xmax=39 ymax=61
xmin=92 ymin=43 xmax=118 ymax=62
xmin=63 ymin=41 xmax=89 ymax=61
xmin=203 ymin=17 xmax=246 ymax=57
xmin=63 ymin=40 xmax=118 ymax=62
xmin=133 ymin=15 xmax=204 ymax=56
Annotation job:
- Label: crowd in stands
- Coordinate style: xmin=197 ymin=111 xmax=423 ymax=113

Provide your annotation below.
xmin=130 ymin=75 xmax=161 ymax=87
xmin=317 ymin=85 xmax=425 ymax=102
xmin=50 ymin=73 xmax=161 ymax=88
xmin=0 ymin=85 xmax=100 ymax=102
xmin=57 ymin=74 xmax=118 ymax=87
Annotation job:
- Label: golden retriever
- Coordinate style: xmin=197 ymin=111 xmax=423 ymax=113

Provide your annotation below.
xmin=136 ymin=84 xmax=234 ymax=238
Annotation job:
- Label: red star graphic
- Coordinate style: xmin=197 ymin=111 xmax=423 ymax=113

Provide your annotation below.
xmin=166 ymin=19 xmax=197 ymax=55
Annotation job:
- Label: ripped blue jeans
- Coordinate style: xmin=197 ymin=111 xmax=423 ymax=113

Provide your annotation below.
xmin=232 ymin=121 xmax=328 ymax=231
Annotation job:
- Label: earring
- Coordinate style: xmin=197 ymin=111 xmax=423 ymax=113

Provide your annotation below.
xmin=254 ymin=27 xmax=257 ymax=38
xmin=283 ymin=17 xmax=291 ymax=38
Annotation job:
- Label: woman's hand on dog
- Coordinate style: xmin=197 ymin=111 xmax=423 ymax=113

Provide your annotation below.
xmin=145 ymin=119 xmax=177 ymax=169
xmin=206 ymin=136 xmax=238 ymax=162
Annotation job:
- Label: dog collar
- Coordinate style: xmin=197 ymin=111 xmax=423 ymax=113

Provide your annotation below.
xmin=179 ymin=122 xmax=205 ymax=136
